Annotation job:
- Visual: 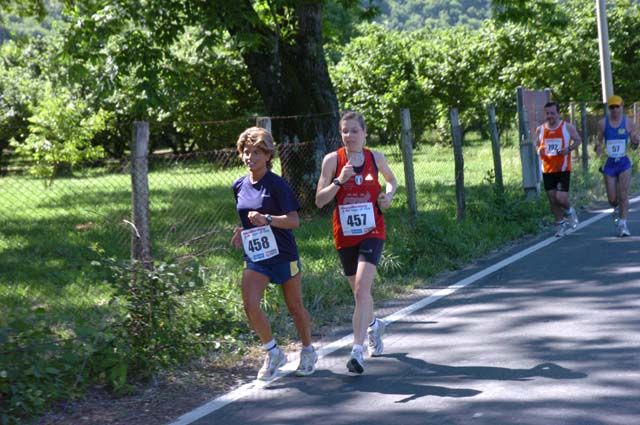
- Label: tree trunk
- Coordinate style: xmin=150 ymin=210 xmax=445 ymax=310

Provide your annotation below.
xmin=226 ymin=1 xmax=341 ymax=208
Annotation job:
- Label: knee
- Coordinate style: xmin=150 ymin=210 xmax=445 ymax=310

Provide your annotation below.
xmin=243 ymin=300 xmax=262 ymax=317
xmin=353 ymin=286 xmax=372 ymax=304
xmin=287 ymin=300 xmax=307 ymax=319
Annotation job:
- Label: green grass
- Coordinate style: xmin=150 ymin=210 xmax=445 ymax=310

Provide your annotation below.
xmin=0 ymin=140 xmax=608 ymax=327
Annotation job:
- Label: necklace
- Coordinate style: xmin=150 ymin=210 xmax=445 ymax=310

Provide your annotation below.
xmin=346 ymin=150 xmax=364 ymax=165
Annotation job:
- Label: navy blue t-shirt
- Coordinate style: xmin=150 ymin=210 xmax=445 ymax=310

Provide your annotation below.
xmin=232 ymin=171 xmax=300 ymax=264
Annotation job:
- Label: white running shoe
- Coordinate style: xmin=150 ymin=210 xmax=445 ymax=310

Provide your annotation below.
xmin=619 ymin=222 xmax=631 ymax=237
xmin=613 ymin=207 xmax=619 ymax=225
xmin=347 ymin=349 xmax=365 ymax=374
xmin=567 ymin=210 xmax=579 ymax=229
xmin=555 ymin=220 xmax=568 ymax=237
xmin=257 ymin=349 xmax=287 ymax=381
xmin=294 ymin=348 xmax=318 ymax=377
xmin=367 ymin=319 xmax=385 ymax=357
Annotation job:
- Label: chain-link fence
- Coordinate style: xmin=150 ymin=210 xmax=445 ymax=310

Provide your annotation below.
xmin=1 ymin=104 xmax=635 ymax=307
xmin=1 ymin=102 xmax=636 ymax=405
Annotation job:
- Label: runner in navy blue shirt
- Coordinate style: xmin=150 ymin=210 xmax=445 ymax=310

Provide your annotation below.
xmin=233 ymin=171 xmax=300 ymax=265
xmin=230 ymin=127 xmax=317 ymax=380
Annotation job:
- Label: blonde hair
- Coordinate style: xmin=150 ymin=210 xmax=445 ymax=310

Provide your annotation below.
xmin=236 ymin=127 xmax=276 ymax=169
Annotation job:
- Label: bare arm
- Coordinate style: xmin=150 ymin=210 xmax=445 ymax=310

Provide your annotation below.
xmin=558 ymin=123 xmax=582 ymax=156
xmin=230 ymin=226 xmax=242 ymax=249
xmin=535 ymin=126 xmax=543 ymax=155
xmin=231 ymin=210 xmax=299 ymax=249
xmin=373 ymin=151 xmax=398 ymax=210
xmin=315 ymin=152 xmax=341 ymax=208
xmin=247 ymin=210 xmax=300 ymax=229
xmin=628 ymin=119 xmax=640 ymax=149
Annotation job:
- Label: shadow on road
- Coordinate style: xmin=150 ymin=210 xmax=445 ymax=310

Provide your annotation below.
xmin=387 ymin=352 xmax=587 ymax=381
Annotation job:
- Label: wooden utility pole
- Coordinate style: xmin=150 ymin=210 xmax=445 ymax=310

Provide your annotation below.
xmin=596 ymin=0 xmax=614 ymax=102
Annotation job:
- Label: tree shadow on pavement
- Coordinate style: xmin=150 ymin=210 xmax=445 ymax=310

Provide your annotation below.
xmin=387 ymin=352 xmax=587 ymax=381
xmin=266 ymin=367 xmax=481 ymax=404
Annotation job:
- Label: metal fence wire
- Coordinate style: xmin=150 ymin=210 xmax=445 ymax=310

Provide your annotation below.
xmin=0 ymin=104 xmax=633 ymax=346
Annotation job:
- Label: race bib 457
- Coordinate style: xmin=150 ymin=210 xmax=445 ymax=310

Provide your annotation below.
xmin=338 ymin=202 xmax=376 ymax=236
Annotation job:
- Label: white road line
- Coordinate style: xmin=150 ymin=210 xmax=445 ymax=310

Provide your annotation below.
xmin=167 ymin=198 xmax=639 ymax=425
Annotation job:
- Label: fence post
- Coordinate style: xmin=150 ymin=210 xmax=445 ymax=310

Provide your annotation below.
xmin=487 ymin=105 xmax=504 ymax=201
xmin=130 ymin=121 xmax=152 ymax=265
xmin=256 ymin=117 xmax=272 ymax=133
xmin=581 ymin=103 xmax=589 ymax=174
xmin=399 ymin=109 xmax=418 ymax=221
xmin=450 ymin=108 xmax=465 ymax=222
xmin=517 ymin=87 xmax=540 ymax=199
xmin=570 ymin=102 xmax=577 ymax=127
xmin=634 ymin=102 xmax=639 ymax=127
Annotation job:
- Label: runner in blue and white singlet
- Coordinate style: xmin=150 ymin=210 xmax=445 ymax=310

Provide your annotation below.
xmin=596 ymin=95 xmax=640 ymax=237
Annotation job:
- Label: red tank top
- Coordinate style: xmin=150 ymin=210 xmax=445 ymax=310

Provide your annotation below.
xmin=332 ymin=147 xmax=385 ymax=249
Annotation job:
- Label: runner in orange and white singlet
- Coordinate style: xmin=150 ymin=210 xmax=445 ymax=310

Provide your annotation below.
xmin=316 ymin=111 xmax=397 ymax=375
xmin=535 ymin=101 xmax=582 ymax=237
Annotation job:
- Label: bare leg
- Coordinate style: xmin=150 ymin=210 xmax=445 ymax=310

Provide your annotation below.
xmin=604 ymin=174 xmax=619 ymax=209
xmin=348 ymin=259 xmax=377 ymax=347
xmin=546 ymin=189 xmax=565 ymax=222
xmin=241 ymin=269 xmax=272 ymax=344
xmin=617 ymin=169 xmax=632 ymax=220
xmin=281 ymin=272 xmax=312 ymax=346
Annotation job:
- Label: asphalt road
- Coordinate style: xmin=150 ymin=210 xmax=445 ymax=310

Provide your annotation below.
xmin=170 ymin=198 xmax=640 ymax=425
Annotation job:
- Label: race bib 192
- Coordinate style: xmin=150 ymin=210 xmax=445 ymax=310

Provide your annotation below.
xmin=544 ymin=138 xmax=562 ymax=156
xmin=241 ymin=226 xmax=279 ymax=262
xmin=338 ymin=202 xmax=376 ymax=236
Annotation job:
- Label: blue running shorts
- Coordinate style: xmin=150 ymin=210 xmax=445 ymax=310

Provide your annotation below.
xmin=602 ymin=156 xmax=632 ymax=177
xmin=245 ymin=259 xmax=301 ymax=285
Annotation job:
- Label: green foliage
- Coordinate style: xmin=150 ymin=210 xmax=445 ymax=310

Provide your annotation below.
xmin=330 ymin=0 xmax=640 ymax=147
xmin=1 ymin=310 xmax=74 ymax=424
xmin=0 ymin=254 xmax=249 ymax=423
xmin=331 ymin=23 xmax=433 ymax=144
xmin=375 ymin=0 xmax=492 ymax=30
xmin=0 ymin=306 xmax=119 ymax=424
xmin=10 ymin=83 xmax=109 ymax=184
xmin=98 ymin=258 xmax=208 ymax=377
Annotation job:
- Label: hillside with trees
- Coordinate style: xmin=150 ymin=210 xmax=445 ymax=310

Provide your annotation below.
xmin=373 ymin=0 xmax=492 ymax=30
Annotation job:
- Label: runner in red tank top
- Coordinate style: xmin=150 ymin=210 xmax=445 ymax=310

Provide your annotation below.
xmin=315 ymin=111 xmax=398 ymax=375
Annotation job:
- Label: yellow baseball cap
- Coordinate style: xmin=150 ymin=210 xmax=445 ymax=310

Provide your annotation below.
xmin=608 ymin=95 xmax=623 ymax=106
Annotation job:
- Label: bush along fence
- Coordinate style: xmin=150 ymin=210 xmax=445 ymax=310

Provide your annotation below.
xmin=0 ymin=95 xmax=634 ymax=423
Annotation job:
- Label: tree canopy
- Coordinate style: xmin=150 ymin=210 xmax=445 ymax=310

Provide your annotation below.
xmin=3 ymin=0 xmax=640 ymax=170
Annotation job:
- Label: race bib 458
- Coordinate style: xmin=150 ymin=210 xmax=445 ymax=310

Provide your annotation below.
xmin=241 ymin=226 xmax=279 ymax=262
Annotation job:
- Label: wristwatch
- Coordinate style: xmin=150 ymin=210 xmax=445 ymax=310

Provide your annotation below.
xmin=332 ymin=178 xmax=343 ymax=187
xmin=265 ymin=214 xmax=272 ymax=224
